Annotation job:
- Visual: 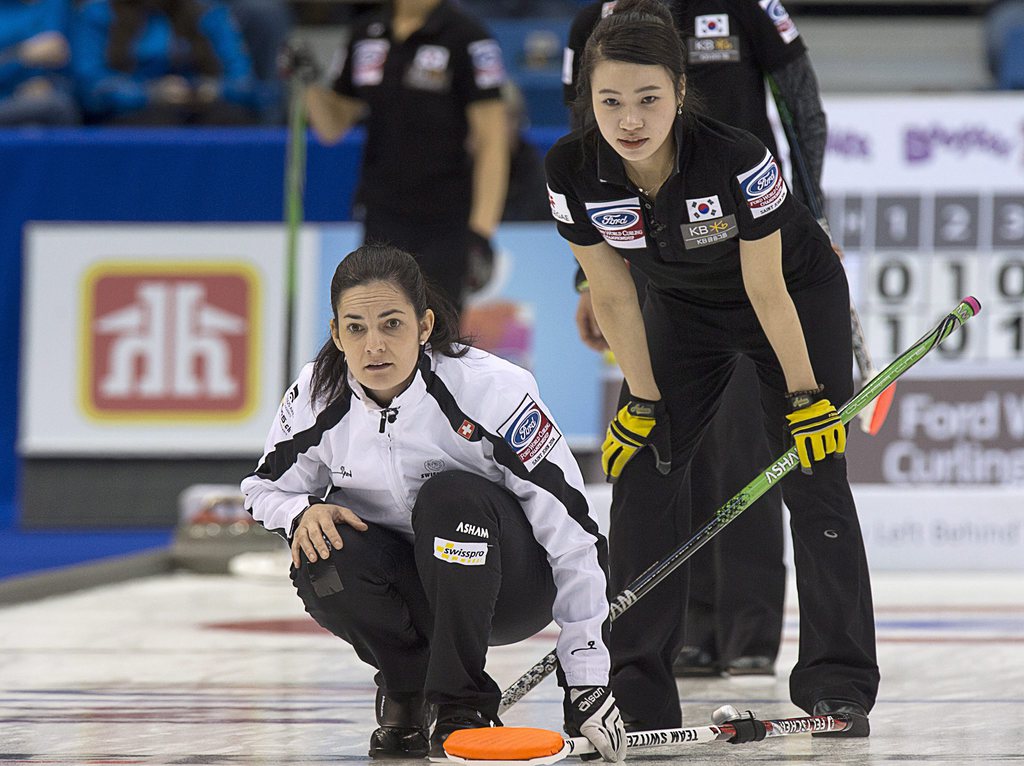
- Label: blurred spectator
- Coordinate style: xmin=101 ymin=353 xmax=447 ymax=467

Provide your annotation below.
xmin=500 ymin=81 xmax=548 ymax=221
xmin=222 ymin=0 xmax=290 ymax=121
xmin=0 ymin=0 xmax=80 ymax=126
xmin=71 ymin=0 xmax=263 ymax=125
xmin=985 ymin=0 xmax=1024 ymax=88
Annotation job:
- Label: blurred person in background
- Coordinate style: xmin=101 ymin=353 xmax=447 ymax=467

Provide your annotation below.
xmin=561 ymin=0 xmax=831 ymax=680
xmin=294 ymin=0 xmax=510 ymax=311
xmin=0 ymin=0 xmax=79 ymax=125
xmin=500 ymin=80 xmax=550 ymax=222
xmin=222 ymin=0 xmax=291 ymax=121
xmin=72 ymin=0 xmax=264 ymax=125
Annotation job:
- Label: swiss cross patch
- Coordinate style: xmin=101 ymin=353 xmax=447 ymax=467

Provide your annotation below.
xmin=458 ymin=419 xmax=476 ymax=440
xmin=499 ymin=394 xmax=561 ymax=471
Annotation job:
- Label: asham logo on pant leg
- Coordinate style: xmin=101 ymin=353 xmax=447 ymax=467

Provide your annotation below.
xmin=81 ymin=263 xmax=258 ymax=419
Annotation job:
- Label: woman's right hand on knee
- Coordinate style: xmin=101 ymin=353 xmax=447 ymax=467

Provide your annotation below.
xmin=290 ymin=503 xmax=368 ymax=568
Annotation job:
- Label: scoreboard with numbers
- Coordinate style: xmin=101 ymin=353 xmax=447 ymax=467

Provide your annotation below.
xmin=818 ymin=95 xmax=1024 ymax=377
xmin=812 ymin=95 xmax=1024 ymax=503
xmin=827 ymin=193 xmax=1024 ymax=371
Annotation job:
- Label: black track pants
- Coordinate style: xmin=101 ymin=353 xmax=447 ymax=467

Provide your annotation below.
xmin=291 ymin=471 xmax=555 ymax=719
xmin=685 ymin=357 xmax=785 ymax=664
xmin=608 ymin=272 xmax=879 ymax=729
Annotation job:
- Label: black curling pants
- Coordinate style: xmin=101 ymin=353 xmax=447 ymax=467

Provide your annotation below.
xmin=608 ymin=272 xmax=879 ymax=729
xmin=291 ymin=471 xmax=556 ymax=720
xmin=684 ymin=357 xmax=786 ymax=665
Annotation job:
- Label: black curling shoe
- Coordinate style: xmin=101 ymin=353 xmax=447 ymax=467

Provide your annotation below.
xmin=429 ymin=704 xmax=495 ymax=758
xmin=811 ymin=699 xmax=870 ymax=738
xmin=368 ymin=689 xmax=434 ymax=759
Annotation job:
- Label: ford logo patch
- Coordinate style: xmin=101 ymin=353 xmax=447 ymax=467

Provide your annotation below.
xmin=591 ymin=208 xmax=640 ymax=231
xmin=510 ymin=410 xmax=541 ymax=448
xmin=743 ymin=161 xmax=778 ymax=197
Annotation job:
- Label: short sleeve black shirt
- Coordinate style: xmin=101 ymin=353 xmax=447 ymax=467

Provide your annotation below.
xmin=563 ymin=0 xmax=807 ymax=153
xmin=332 ymin=0 xmax=505 ymax=221
xmin=544 ymin=114 xmax=838 ymax=307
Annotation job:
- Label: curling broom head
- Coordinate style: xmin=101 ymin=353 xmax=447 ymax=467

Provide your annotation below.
xmin=444 ymin=727 xmax=568 ymax=765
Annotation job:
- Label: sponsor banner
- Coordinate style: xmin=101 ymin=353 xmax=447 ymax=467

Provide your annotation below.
xmin=20 ymin=224 xmax=299 ymax=455
xmin=822 ymin=94 xmax=1024 ymax=192
xmin=584 ymin=483 xmax=1024 ymax=570
xmin=847 ymin=378 xmax=1024 ymax=485
xmin=853 ymin=486 xmax=1024 ymax=571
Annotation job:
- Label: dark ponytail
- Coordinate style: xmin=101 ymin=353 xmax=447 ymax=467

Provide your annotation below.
xmin=309 ymin=243 xmax=471 ymax=407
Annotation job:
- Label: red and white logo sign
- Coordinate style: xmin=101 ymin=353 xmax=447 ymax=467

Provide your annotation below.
xmin=84 ymin=265 xmax=255 ymax=417
xmin=458 ymin=419 xmax=477 ymax=439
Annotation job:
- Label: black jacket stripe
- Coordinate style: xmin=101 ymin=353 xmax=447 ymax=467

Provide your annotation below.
xmin=424 ymin=371 xmax=608 ymax=560
xmin=247 ymin=394 xmax=353 ymax=484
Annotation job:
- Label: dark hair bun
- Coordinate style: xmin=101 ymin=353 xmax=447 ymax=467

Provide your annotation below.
xmin=609 ymin=0 xmax=674 ymax=27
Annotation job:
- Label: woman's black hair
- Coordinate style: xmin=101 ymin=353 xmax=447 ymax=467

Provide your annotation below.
xmin=310 ymin=242 xmax=470 ymax=406
xmin=107 ymin=0 xmax=222 ymax=76
xmin=572 ymin=0 xmax=688 ymax=130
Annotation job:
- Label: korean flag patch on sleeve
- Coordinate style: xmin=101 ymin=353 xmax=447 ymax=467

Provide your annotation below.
xmin=500 ymin=394 xmax=562 ymax=471
xmin=736 ymin=149 xmax=787 ymax=219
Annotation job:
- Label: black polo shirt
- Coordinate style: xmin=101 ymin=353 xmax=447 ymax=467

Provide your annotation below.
xmin=331 ymin=1 xmax=505 ymax=222
xmin=544 ymin=114 xmax=838 ymax=307
xmin=562 ymin=0 xmax=807 ymax=153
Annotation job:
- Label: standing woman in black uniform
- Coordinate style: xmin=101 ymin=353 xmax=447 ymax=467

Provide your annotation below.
xmin=302 ymin=0 xmax=509 ymax=311
xmin=563 ymin=0 xmax=830 ymax=679
xmin=544 ymin=0 xmax=877 ymax=735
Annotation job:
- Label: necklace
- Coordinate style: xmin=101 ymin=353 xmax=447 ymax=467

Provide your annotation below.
xmin=628 ymin=165 xmax=672 ymax=197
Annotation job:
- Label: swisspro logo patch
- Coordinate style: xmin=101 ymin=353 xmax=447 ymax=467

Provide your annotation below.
xmin=500 ymin=394 xmax=561 ymax=471
xmin=585 ymin=198 xmax=646 ymax=249
xmin=736 ymin=150 xmax=787 ymax=219
xmin=434 ymin=537 xmax=488 ymax=566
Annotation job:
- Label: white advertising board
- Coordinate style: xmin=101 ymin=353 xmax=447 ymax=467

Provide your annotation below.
xmin=19 ymin=224 xmax=310 ymax=456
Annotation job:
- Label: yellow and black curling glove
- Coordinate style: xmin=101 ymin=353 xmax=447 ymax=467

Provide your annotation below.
xmin=785 ymin=390 xmax=846 ymax=473
xmin=601 ymin=397 xmax=671 ymax=483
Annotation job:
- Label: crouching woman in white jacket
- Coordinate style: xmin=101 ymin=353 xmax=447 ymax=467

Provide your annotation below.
xmin=241 ymin=243 xmax=625 ymax=761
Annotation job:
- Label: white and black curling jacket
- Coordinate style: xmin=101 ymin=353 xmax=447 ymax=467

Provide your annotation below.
xmin=241 ymin=346 xmax=611 ymax=686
